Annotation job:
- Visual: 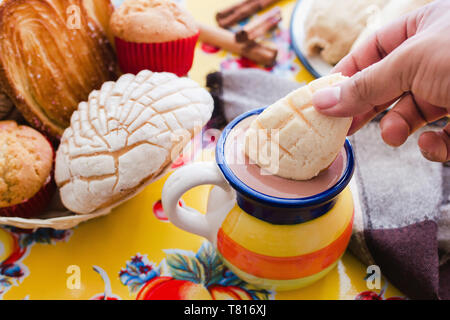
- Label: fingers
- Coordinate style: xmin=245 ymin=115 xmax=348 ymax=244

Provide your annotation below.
xmin=312 ymin=54 xmax=407 ymax=117
xmin=380 ymin=94 xmax=449 ymax=146
xmin=380 ymin=94 xmax=425 ymax=147
xmin=313 ymin=12 xmax=420 ymax=118
xmin=379 ymin=109 xmax=411 ymax=147
xmin=348 ymin=99 xmax=398 ymax=135
xmin=379 ymin=93 xmax=449 ymax=162
xmin=333 ymin=12 xmax=417 ymax=77
xmin=418 ymin=123 xmax=450 ymax=162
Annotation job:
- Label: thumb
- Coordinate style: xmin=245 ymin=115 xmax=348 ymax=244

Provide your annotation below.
xmin=418 ymin=123 xmax=450 ymax=162
xmin=313 ymin=51 xmax=409 ymax=117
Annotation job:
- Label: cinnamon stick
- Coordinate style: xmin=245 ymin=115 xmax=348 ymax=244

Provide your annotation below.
xmin=198 ymin=23 xmax=278 ymax=67
xmin=216 ymin=0 xmax=280 ymax=28
xmin=235 ymin=7 xmax=282 ymax=43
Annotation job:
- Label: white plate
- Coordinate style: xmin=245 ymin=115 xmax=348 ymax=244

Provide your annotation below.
xmin=290 ymin=0 xmax=333 ymax=78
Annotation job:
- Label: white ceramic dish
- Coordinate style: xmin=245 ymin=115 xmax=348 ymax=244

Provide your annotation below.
xmin=290 ymin=0 xmax=334 ymax=78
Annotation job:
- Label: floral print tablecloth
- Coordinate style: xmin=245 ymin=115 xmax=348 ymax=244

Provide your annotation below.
xmin=0 ymin=0 xmax=403 ymax=300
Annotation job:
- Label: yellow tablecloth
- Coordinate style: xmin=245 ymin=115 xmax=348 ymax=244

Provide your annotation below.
xmin=0 ymin=0 xmax=403 ymax=300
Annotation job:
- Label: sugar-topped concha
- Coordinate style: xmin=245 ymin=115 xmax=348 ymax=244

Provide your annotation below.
xmin=55 ymin=70 xmax=214 ymax=214
xmin=245 ymin=73 xmax=352 ymax=181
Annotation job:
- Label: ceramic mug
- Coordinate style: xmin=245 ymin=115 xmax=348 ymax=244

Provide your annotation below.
xmin=162 ymin=108 xmax=355 ymax=291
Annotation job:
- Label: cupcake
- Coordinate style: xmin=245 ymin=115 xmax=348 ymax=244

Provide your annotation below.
xmin=110 ymin=0 xmax=199 ymax=77
xmin=0 ymin=121 xmax=55 ymax=218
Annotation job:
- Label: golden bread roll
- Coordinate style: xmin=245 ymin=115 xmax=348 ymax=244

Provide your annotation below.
xmin=55 ymin=70 xmax=214 ymax=214
xmin=245 ymin=73 xmax=352 ymax=181
xmin=82 ymin=0 xmax=115 ymax=44
xmin=0 ymin=0 xmax=120 ymax=138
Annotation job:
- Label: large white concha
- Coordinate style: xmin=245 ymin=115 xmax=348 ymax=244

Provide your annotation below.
xmin=245 ymin=73 xmax=352 ymax=181
xmin=55 ymin=70 xmax=214 ymax=214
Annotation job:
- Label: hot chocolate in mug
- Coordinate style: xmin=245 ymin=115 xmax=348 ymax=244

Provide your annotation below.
xmin=162 ymin=108 xmax=355 ymax=291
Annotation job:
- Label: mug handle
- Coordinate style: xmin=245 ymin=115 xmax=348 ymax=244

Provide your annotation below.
xmin=162 ymin=161 xmax=233 ymax=240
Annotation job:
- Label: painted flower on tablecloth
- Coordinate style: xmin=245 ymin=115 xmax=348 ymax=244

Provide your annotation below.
xmin=171 ymin=128 xmax=219 ymax=169
xmin=0 ymin=227 xmax=72 ymax=298
xmin=91 ymin=266 xmax=122 ymax=300
xmin=355 ymin=275 xmax=406 ymax=300
xmin=355 ymin=289 xmax=405 ymax=300
xmin=14 ymin=228 xmax=72 ymax=248
xmin=0 ymin=248 xmax=26 ymax=298
xmin=153 ymin=199 xmax=188 ymax=222
xmin=120 ymin=254 xmax=161 ymax=294
xmin=120 ymin=242 xmax=272 ymax=300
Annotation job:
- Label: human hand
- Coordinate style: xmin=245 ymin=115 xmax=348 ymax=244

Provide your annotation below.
xmin=312 ymin=0 xmax=450 ymax=162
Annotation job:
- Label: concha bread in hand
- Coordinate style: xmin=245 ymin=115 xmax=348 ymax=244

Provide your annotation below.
xmin=55 ymin=70 xmax=214 ymax=214
xmin=245 ymin=73 xmax=352 ymax=181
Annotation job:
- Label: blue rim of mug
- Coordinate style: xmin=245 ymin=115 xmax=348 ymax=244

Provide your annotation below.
xmin=216 ymin=107 xmax=355 ymax=209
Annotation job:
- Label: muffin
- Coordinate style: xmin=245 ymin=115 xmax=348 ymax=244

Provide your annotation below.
xmin=110 ymin=0 xmax=199 ymax=76
xmin=0 ymin=121 xmax=55 ymax=218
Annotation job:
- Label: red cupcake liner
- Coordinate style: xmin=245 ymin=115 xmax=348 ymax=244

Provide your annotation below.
xmin=0 ymin=174 xmax=56 ymax=219
xmin=115 ymin=32 xmax=199 ymax=77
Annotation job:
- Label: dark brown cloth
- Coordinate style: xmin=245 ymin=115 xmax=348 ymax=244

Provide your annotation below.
xmin=206 ymin=69 xmax=450 ymax=300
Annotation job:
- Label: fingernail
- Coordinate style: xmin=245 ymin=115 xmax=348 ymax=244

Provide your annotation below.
xmin=313 ymin=86 xmax=341 ymax=110
xmin=420 ymin=148 xmax=431 ymax=159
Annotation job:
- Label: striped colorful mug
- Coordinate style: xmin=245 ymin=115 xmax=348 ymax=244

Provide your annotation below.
xmin=162 ymin=108 xmax=355 ymax=291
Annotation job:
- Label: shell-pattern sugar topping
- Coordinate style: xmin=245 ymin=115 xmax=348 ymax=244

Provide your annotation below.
xmin=245 ymin=73 xmax=352 ymax=181
xmin=55 ymin=70 xmax=214 ymax=214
